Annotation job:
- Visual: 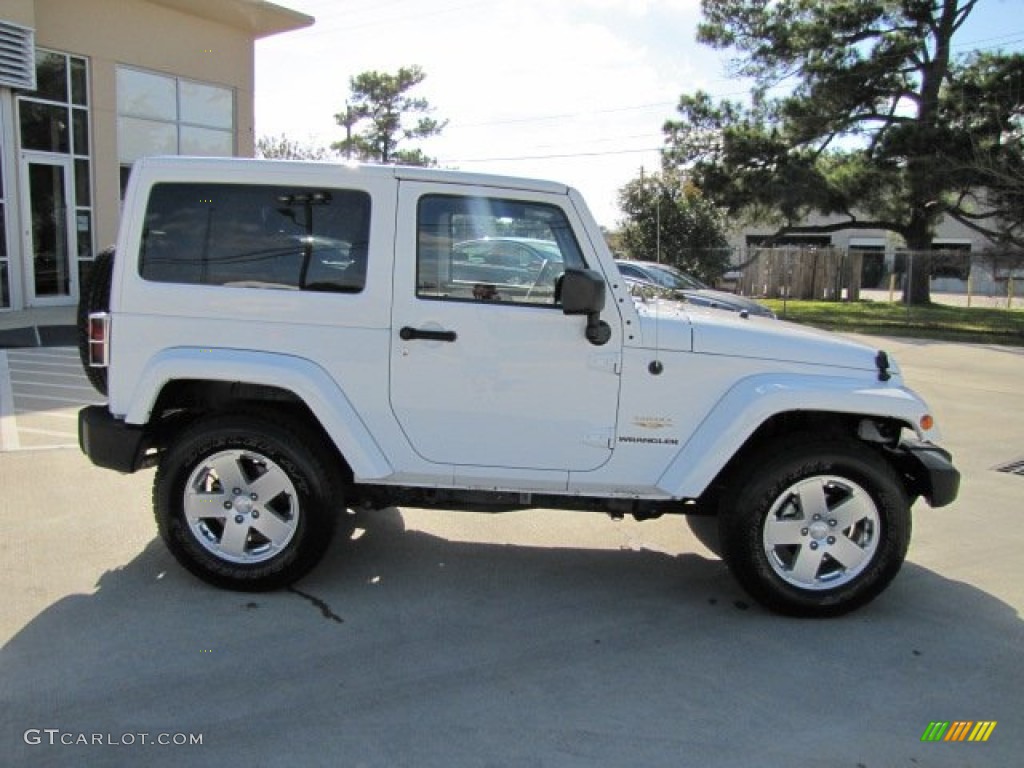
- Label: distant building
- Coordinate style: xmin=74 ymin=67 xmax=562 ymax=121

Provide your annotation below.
xmin=0 ymin=0 xmax=312 ymax=311
xmin=730 ymin=206 xmax=1016 ymax=296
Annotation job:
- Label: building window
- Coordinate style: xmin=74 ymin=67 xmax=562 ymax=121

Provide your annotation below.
xmin=117 ymin=66 xmax=235 ymax=194
xmin=930 ymin=241 xmax=972 ymax=280
xmin=746 ymin=234 xmax=833 ymax=249
xmin=16 ymin=49 xmax=94 ymax=263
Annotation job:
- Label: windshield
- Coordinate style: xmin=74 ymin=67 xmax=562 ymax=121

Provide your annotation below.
xmin=647 ymin=264 xmax=707 ymax=290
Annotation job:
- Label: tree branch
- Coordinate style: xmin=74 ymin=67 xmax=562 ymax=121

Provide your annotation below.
xmin=757 ymin=217 xmax=906 ymax=247
xmin=952 ymin=0 xmax=981 ymax=33
xmin=944 ymin=207 xmax=1024 ymax=247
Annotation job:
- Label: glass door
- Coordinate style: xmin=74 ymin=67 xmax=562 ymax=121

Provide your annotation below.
xmin=20 ymin=153 xmax=76 ymax=306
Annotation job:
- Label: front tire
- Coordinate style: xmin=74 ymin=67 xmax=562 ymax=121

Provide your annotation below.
xmin=686 ymin=514 xmax=723 ymax=557
xmin=154 ymin=414 xmax=342 ymax=591
xmin=718 ymin=438 xmax=911 ymax=617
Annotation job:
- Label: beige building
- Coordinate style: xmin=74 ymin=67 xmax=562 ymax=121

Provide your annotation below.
xmin=0 ymin=0 xmax=312 ymax=311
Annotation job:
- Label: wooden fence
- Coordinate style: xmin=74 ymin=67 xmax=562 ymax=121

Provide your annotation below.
xmin=734 ymin=248 xmax=864 ymax=301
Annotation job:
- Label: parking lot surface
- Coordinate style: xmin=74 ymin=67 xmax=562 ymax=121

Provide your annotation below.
xmin=1 ymin=336 xmax=1022 ymax=767
xmin=0 ymin=348 xmax=104 ymax=452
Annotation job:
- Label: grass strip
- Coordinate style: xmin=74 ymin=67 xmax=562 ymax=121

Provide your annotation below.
xmin=763 ymin=299 xmax=1024 ymax=346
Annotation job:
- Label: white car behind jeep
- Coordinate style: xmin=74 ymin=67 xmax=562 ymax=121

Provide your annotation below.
xmin=78 ymin=157 xmax=959 ymax=617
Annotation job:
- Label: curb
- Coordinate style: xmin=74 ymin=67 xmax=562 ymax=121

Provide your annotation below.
xmin=0 ymin=325 xmax=78 ymax=349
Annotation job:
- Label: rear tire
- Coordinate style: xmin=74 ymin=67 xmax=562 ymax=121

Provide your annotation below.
xmin=718 ymin=437 xmax=911 ymax=617
xmin=154 ymin=413 xmax=344 ymax=591
xmin=77 ymin=246 xmax=115 ymax=396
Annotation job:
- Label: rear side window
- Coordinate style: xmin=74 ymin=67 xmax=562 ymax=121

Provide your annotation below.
xmin=140 ymin=183 xmax=371 ymax=292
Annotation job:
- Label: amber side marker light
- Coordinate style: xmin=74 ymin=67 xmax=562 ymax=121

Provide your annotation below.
xmin=920 ymin=414 xmax=934 ymax=431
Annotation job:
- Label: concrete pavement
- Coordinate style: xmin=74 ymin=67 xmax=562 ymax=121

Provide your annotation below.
xmin=0 ymin=347 xmax=104 ymax=451
xmin=1 ymin=336 xmax=1021 ymax=767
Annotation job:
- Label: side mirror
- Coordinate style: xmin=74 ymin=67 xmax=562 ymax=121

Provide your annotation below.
xmin=560 ymin=268 xmax=605 ymax=314
xmin=559 ymin=268 xmax=612 ymax=346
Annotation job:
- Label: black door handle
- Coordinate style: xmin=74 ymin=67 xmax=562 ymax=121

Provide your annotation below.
xmin=399 ymin=326 xmax=457 ymax=342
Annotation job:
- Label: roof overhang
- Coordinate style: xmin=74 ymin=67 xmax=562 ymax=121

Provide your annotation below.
xmin=148 ymin=0 xmax=314 ymax=39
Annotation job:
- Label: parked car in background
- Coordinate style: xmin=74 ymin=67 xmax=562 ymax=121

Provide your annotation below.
xmin=615 ymin=259 xmax=776 ymax=318
xmin=451 ymin=237 xmax=563 ymax=298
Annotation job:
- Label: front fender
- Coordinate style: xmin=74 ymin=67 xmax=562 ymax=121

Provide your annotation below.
xmin=656 ymin=373 xmax=937 ymax=499
xmin=124 ymin=347 xmax=393 ymax=481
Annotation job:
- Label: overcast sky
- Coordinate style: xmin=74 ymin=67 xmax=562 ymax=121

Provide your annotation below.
xmin=255 ymin=0 xmax=1024 ymax=228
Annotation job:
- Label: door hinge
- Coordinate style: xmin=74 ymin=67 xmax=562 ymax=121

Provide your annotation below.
xmin=588 ymin=354 xmax=621 ymax=375
xmin=583 ymin=429 xmax=615 ymax=449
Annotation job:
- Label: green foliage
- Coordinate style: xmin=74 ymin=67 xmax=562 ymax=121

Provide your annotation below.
xmin=255 ymin=134 xmax=335 ymax=161
xmin=616 ymin=169 xmax=731 ymax=282
xmin=333 ymin=65 xmax=447 ymax=166
xmin=664 ymin=0 xmax=1024 ymax=304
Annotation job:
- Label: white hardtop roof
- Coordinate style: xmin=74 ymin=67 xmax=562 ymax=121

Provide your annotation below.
xmin=133 ymin=156 xmax=571 ymax=196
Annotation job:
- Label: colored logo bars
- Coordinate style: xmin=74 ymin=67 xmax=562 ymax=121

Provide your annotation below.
xmin=921 ymin=721 xmax=997 ymax=743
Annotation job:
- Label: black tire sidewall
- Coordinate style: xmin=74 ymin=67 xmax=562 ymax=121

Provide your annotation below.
xmin=686 ymin=514 xmax=723 ymax=558
xmin=154 ymin=415 xmax=339 ymax=591
xmin=719 ymin=439 xmax=911 ymax=617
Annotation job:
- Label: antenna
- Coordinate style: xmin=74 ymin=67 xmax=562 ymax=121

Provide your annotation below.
xmin=653 ymin=174 xmax=662 ymax=366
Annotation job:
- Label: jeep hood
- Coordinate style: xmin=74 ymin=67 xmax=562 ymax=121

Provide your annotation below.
xmin=633 ymin=300 xmax=895 ymax=376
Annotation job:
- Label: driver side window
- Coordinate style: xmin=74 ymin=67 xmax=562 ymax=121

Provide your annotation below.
xmin=416 ymin=194 xmax=586 ymax=306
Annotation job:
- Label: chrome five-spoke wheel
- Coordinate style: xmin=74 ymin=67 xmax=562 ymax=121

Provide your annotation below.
xmin=185 ymin=449 xmax=300 ymax=564
xmin=762 ymin=475 xmax=879 ymax=591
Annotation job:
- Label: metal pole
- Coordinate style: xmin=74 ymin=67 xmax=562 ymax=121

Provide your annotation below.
xmin=906 ymin=251 xmax=913 ymax=324
xmin=656 ymin=197 xmax=661 ymax=264
xmin=783 ymin=251 xmax=789 ymax=316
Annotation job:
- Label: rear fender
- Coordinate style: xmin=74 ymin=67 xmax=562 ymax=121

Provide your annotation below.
xmin=124 ymin=347 xmax=393 ymax=480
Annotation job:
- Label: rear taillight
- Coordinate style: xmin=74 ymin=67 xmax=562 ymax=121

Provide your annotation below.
xmin=88 ymin=312 xmax=110 ymax=367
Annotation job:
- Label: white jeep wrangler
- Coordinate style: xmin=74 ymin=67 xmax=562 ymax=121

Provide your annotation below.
xmin=78 ymin=156 xmax=959 ymax=616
